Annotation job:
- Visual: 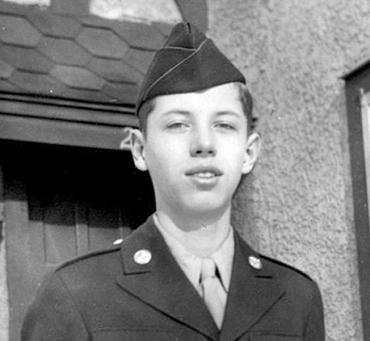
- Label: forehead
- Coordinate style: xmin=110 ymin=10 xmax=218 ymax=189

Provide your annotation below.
xmin=151 ymin=83 xmax=243 ymax=117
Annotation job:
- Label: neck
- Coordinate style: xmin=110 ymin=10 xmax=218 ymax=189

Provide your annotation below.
xmin=155 ymin=208 xmax=232 ymax=257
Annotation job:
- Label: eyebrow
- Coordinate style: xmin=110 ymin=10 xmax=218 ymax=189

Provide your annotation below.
xmin=162 ymin=110 xmax=191 ymax=116
xmin=214 ymin=111 xmax=244 ymax=119
xmin=162 ymin=110 xmax=242 ymax=118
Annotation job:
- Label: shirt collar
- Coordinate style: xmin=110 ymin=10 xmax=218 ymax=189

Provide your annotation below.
xmin=211 ymin=226 xmax=234 ymax=292
xmin=153 ymin=214 xmax=234 ymax=294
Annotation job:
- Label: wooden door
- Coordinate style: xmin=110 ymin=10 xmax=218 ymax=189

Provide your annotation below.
xmin=2 ymin=141 xmax=154 ymax=341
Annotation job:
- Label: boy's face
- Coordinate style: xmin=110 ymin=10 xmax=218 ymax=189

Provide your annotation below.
xmin=131 ymin=83 xmax=260 ymax=220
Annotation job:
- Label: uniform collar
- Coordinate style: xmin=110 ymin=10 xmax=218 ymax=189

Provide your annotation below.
xmin=153 ymin=213 xmax=234 ymax=294
xmin=117 ymin=215 xmax=220 ymax=340
xmin=117 ymin=215 xmax=285 ymax=340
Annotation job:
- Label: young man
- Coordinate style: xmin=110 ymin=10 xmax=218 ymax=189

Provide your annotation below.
xmin=22 ymin=23 xmax=325 ymax=340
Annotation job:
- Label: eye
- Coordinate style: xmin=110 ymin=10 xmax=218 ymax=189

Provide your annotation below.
xmin=166 ymin=121 xmax=190 ymax=131
xmin=215 ymin=122 xmax=236 ymax=130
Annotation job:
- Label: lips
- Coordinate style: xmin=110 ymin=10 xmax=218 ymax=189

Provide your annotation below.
xmin=185 ymin=166 xmax=223 ymax=178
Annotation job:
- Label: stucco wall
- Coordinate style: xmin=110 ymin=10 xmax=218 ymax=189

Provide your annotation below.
xmin=0 ymin=240 xmax=9 ymax=341
xmin=0 ymin=166 xmax=8 ymax=341
xmin=208 ymin=1 xmax=370 ymax=340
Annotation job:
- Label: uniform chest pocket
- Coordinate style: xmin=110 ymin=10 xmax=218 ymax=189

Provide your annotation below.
xmin=249 ymin=334 xmax=303 ymax=341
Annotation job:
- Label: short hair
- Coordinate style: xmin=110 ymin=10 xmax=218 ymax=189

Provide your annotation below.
xmin=137 ymin=82 xmax=256 ymax=136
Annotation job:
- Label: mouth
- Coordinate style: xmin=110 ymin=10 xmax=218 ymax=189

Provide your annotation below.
xmin=185 ymin=166 xmax=223 ymax=178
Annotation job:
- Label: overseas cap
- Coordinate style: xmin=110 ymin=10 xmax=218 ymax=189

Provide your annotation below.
xmin=136 ymin=22 xmax=246 ymax=114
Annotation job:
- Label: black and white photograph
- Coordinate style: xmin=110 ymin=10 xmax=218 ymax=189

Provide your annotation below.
xmin=0 ymin=1 xmax=369 ymax=340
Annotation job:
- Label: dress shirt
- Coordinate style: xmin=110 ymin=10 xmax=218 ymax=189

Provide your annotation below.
xmin=153 ymin=214 xmax=235 ymax=297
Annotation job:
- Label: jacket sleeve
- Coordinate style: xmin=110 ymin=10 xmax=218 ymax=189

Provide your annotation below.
xmin=21 ymin=272 xmax=91 ymax=341
xmin=304 ymin=281 xmax=325 ymax=341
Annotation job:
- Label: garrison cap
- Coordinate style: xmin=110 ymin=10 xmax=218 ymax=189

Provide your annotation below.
xmin=136 ymin=22 xmax=246 ymax=114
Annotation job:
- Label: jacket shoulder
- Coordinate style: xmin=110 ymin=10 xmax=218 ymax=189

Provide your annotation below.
xmin=236 ymin=232 xmax=315 ymax=283
xmin=52 ymin=245 xmax=122 ymax=282
xmin=259 ymin=253 xmax=314 ymax=282
xmin=257 ymin=253 xmax=322 ymax=311
xmin=51 ymin=218 xmax=154 ymax=282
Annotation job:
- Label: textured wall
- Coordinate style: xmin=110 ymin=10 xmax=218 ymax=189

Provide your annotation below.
xmin=0 ymin=241 xmax=8 ymax=341
xmin=0 ymin=164 xmax=8 ymax=341
xmin=208 ymin=1 xmax=370 ymax=340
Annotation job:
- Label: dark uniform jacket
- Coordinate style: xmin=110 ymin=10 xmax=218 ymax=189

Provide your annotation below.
xmin=21 ymin=216 xmax=325 ymax=341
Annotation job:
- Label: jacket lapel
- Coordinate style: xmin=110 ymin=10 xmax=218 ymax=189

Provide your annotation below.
xmin=220 ymin=233 xmax=285 ymax=341
xmin=116 ymin=217 xmax=219 ymax=341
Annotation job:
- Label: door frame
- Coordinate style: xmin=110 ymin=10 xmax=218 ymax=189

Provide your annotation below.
xmin=344 ymin=60 xmax=370 ymax=341
xmin=0 ymin=93 xmax=138 ymax=150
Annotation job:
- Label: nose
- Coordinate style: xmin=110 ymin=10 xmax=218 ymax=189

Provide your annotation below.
xmin=190 ymin=128 xmax=216 ymax=157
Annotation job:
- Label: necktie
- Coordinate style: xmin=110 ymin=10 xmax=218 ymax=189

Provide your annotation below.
xmin=200 ymin=258 xmax=227 ymax=329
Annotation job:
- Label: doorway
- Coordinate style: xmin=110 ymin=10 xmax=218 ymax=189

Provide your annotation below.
xmin=2 ymin=140 xmax=154 ymax=340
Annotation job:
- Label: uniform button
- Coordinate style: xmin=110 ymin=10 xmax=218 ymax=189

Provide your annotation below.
xmin=113 ymin=238 xmax=123 ymax=245
xmin=249 ymin=255 xmax=262 ymax=270
xmin=134 ymin=249 xmax=152 ymax=265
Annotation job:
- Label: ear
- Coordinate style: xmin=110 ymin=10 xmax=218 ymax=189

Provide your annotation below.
xmin=242 ymin=132 xmax=261 ymax=175
xmin=130 ymin=129 xmax=148 ymax=171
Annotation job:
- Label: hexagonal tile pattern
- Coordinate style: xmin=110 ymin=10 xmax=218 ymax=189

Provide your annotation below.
xmin=39 ymin=37 xmax=90 ymax=66
xmin=0 ymin=15 xmax=41 ymax=47
xmin=0 ymin=79 xmax=18 ymax=92
xmin=124 ymin=49 xmax=155 ymax=74
xmin=28 ymin=10 xmax=82 ymax=38
xmin=102 ymin=82 xmax=139 ymax=105
xmin=0 ymin=59 xmax=14 ymax=79
xmin=10 ymin=71 xmax=66 ymax=95
xmin=0 ymin=1 xmax=30 ymax=15
xmin=87 ymin=57 xmax=143 ymax=84
xmin=81 ymin=15 xmax=115 ymax=29
xmin=50 ymin=0 xmax=89 ymax=16
xmin=154 ymin=22 xmax=174 ymax=37
xmin=112 ymin=21 xmax=166 ymax=50
xmin=77 ymin=27 xmax=128 ymax=59
xmin=62 ymin=87 xmax=112 ymax=103
xmin=0 ymin=5 xmax=172 ymax=105
xmin=51 ymin=65 xmax=104 ymax=90
xmin=0 ymin=45 xmax=53 ymax=74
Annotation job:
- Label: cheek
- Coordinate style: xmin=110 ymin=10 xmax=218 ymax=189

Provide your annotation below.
xmin=223 ymin=142 xmax=247 ymax=164
xmin=145 ymin=147 xmax=177 ymax=183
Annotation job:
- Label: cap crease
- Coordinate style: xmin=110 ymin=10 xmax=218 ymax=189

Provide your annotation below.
xmin=142 ymin=39 xmax=209 ymax=102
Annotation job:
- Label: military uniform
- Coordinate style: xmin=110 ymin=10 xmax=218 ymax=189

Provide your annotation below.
xmin=22 ymin=216 xmax=325 ymax=341
xmin=22 ymin=22 xmax=325 ymax=340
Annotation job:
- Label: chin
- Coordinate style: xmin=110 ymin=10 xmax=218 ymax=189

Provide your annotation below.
xmin=183 ymin=199 xmax=229 ymax=217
